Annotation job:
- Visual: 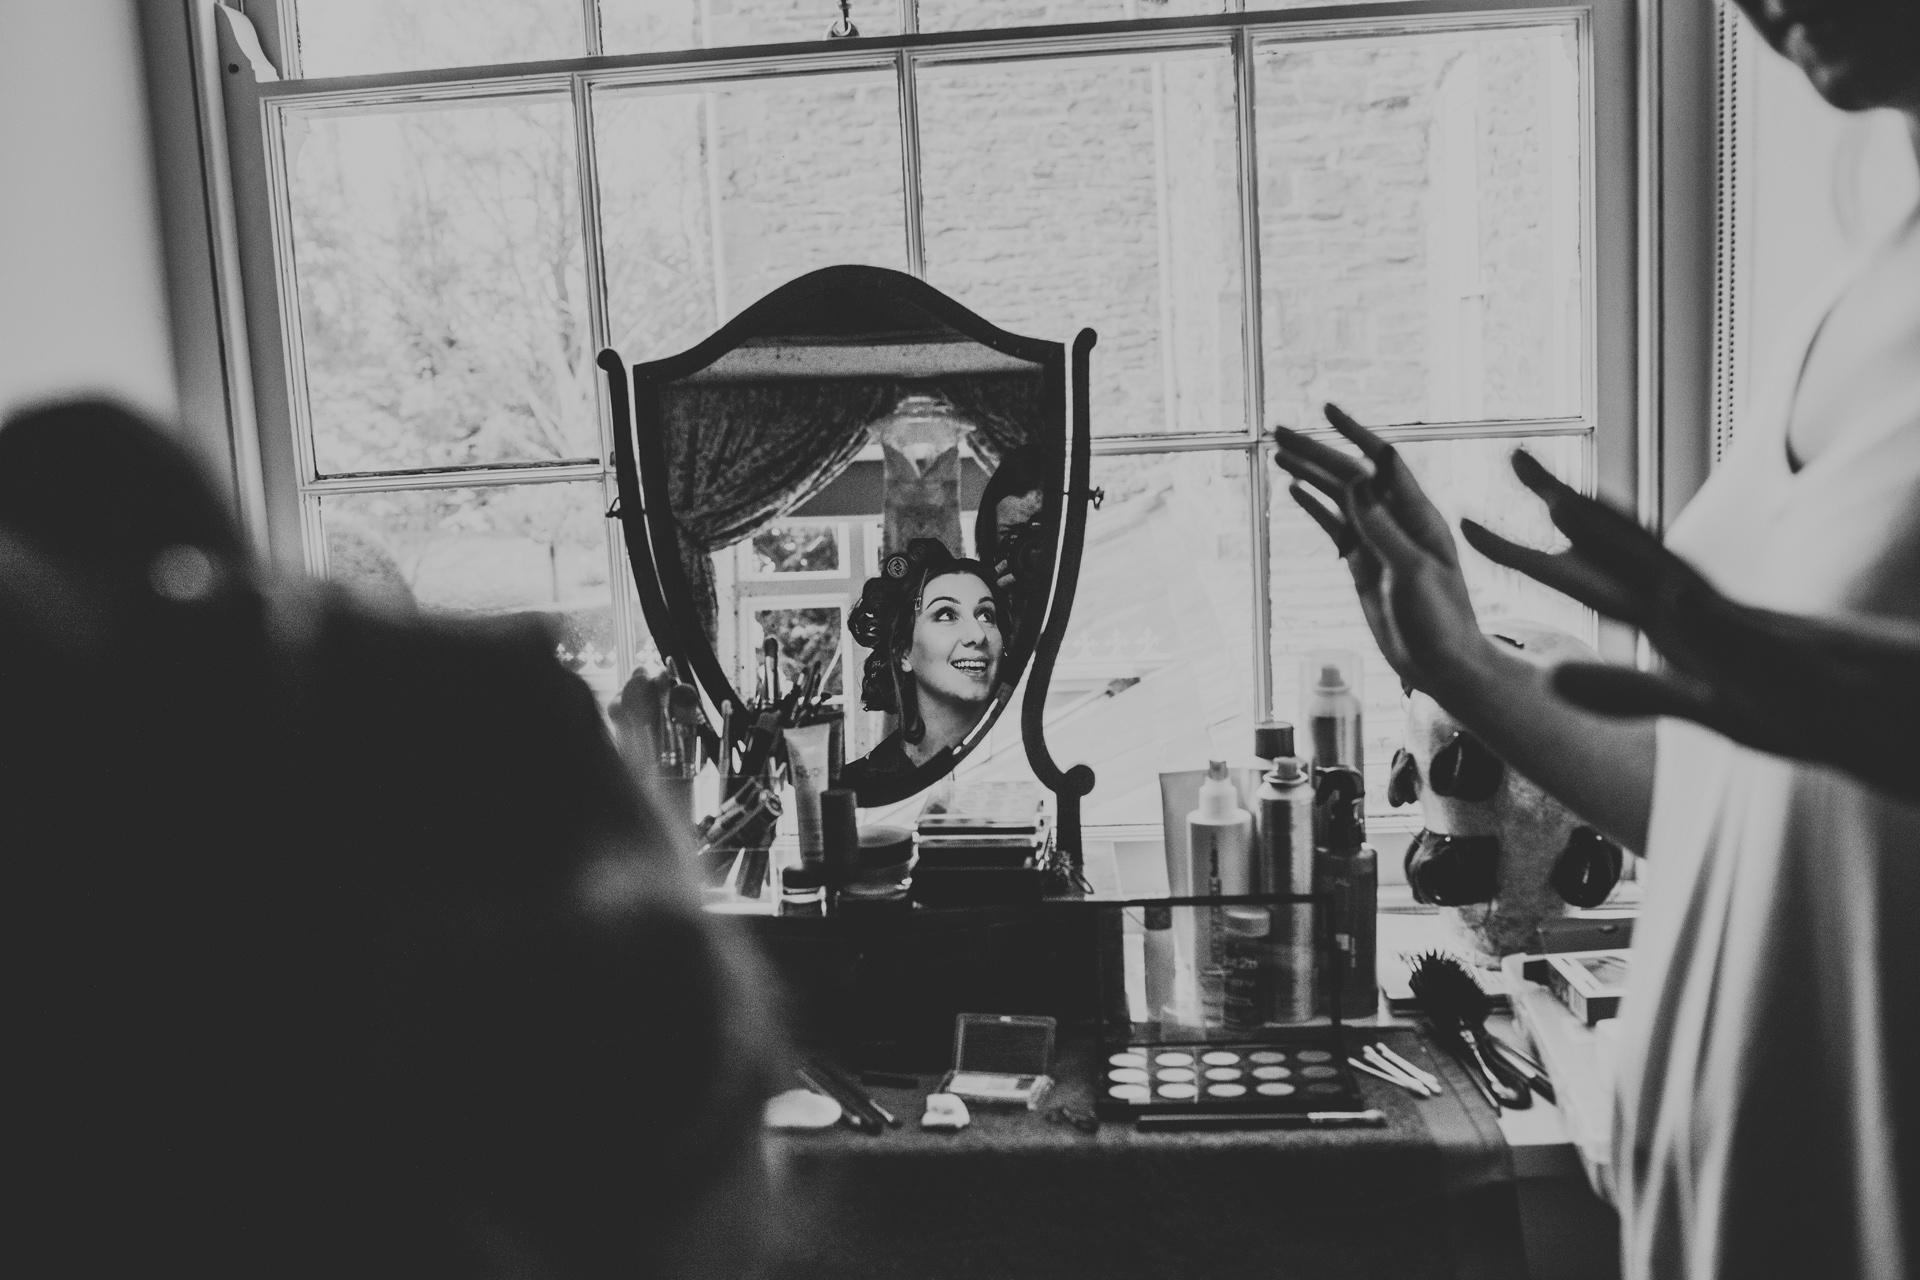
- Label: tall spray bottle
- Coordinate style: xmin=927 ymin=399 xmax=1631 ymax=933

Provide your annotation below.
xmin=1253 ymin=723 xmax=1317 ymax=1023
xmin=1313 ymin=765 xmax=1377 ymax=1020
xmin=1189 ymin=760 xmax=1253 ymax=1029
xmin=1304 ymin=649 xmax=1364 ymax=774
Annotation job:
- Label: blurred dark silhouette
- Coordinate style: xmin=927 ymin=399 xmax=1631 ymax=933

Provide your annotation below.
xmin=2 ymin=400 xmax=780 ymax=1279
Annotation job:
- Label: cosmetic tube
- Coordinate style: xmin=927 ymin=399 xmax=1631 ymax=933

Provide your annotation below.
xmin=783 ymin=720 xmax=833 ymax=865
xmin=821 ymin=787 xmax=861 ymax=892
xmin=1190 ymin=761 xmax=1253 ymax=1030
xmin=1142 ymin=904 xmax=1178 ymax=1026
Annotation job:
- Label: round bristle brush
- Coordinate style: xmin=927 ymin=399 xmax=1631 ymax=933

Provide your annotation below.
xmin=1409 ymin=951 xmax=1531 ymax=1111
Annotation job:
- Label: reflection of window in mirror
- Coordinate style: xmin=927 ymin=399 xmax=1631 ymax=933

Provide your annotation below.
xmin=747 ymin=523 xmax=845 ymax=580
xmin=745 ymin=604 xmax=848 ymax=699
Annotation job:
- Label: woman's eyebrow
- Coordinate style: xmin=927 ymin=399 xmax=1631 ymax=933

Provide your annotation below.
xmin=924 ymin=594 xmax=960 ymax=609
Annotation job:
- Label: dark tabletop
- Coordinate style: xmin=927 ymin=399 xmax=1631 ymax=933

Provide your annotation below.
xmin=768 ymin=1028 xmax=1527 ymax=1280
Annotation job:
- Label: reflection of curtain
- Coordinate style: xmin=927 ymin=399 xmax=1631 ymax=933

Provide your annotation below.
xmin=659 ymin=380 xmax=899 ymax=642
xmin=924 ymin=372 xmax=1047 ymax=469
xmin=657 ymin=369 xmax=1047 ymax=644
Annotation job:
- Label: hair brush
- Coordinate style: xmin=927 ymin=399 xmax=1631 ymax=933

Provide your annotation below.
xmin=1408 ymin=951 xmax=1531 ymax=1111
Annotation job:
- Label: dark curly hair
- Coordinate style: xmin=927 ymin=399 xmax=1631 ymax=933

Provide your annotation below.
xmin=848 ymin=537 xmax=1005 ymax=746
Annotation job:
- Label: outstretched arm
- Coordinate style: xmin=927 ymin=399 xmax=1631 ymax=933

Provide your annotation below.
xmin=1274 ymin=405 xmax=1656 ymax=851
xmin=1463 ymin=450 xmax=1920 ymax=802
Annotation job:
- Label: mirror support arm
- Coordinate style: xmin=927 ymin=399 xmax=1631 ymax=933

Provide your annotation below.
xmin=1022 ymin=329 xmax=1099 ymax=880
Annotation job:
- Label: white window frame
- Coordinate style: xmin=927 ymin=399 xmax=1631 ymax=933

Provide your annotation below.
xmin=189 ymin=0 xmax=1712 ymax=744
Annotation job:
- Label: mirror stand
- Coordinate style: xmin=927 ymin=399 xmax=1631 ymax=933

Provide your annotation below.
xmin=1020 ymin=330 xmax=1098 ymax=883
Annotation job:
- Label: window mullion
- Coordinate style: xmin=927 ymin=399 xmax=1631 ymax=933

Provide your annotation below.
xmin=570 ymin=71 xmax=639 ymax=682
xmin=1233 ymin=26 xmax=1273 ymax=720
xmin=898 ymin=50 xmax=927 ymax=278
xmin=584 ymin=0 xmax=604 ymax=55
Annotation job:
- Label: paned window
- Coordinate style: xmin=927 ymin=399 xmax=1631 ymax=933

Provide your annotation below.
xmin=228 ymin=0 xmax=1634 ymax=826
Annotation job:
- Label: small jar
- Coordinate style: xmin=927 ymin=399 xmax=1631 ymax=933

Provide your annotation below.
xmin=834 ymin=825 xmax=914 ymax=913
xmin=779 ymin=865 xmax=825 ymax=916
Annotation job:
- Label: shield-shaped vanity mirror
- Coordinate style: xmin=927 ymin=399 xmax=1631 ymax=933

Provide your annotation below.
xmin=601 ymin=265 xmax=1097 ymax=841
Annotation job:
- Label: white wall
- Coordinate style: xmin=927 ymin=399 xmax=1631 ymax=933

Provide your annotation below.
xmin=0 ymin=1 xmax=177 ymax=422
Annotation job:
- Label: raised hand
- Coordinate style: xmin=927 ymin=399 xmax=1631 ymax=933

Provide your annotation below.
xmin=1463 ymin=450 xmax=1920 ymax=800
xmin=1272 ymin=404 xmax=1489 ymax=696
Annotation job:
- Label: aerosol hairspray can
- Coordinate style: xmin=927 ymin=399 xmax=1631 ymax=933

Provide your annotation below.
xmin=1313 ymin=766 xmax=1377 ymax=1020
xmin=1304 ymin=649 xmax=1364 ymax=774
xmin=1253 ymin=723 xmax=1317 ymax=1022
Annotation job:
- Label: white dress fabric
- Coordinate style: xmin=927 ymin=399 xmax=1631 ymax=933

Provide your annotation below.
xmin=1617 ymin=228 xmax=1920 ymax=1280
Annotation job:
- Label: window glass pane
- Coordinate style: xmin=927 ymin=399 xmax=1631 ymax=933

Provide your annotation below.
xmin=752 ymin=525 xmax=841 ymax=575
xmin=919 ymin=0 xmax=1220 ymax=34
xmin=595 ymin=72 xmax=906 ymax=364
xmin=600 ymin=0 xmax=902 ymax=54
xmin=1256 ymin=26 xmax=1584 ymax=428
xmin=320 ymin=482 xmax=619 ymax=696
xmin=750 ymin=606 xmax=848 ymax=695
xmin=918 ymin=50 xmax=1245 ymax=437
xmin=293 ymin=0 xmax=583 ymax=78
xmin=1025 ymin=449 xmax=1255 ymax=826
xmin=1267 ymin=433 xmax=1591 ymax=813
xmin=286 ymin=99 xmax=594 ymax=476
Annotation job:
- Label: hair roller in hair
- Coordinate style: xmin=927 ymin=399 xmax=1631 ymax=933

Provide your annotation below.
xmin=1428 ymin=731 xmax=1506 ymax=802
xmin=1404 ymin=830 xmax=1501 ymax=906
xmin=1386 ymin=747 xmax=1422 ymax=808
xmin=1550 ymin=826 xmax=1624 ymax=908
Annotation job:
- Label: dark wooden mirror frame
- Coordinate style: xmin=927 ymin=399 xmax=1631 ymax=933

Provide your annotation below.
xmin=599 ymin=265 xmax=1098 ymax=869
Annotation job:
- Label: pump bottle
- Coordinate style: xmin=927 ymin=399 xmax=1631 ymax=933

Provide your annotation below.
xmin=1253 ymin=722 xmax=1317 ymax=1022
xmin=1189 ymin=760 xmax=1253 ymax=1029
xmin=1313 ymin=765 xmax=1378 ymax=1020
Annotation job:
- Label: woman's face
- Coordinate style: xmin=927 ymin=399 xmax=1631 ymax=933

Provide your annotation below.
xmin=1734 ymin=0 xmax=1920 ymax=112
xmin=904 ymin=572 xmax=1003 ymax=708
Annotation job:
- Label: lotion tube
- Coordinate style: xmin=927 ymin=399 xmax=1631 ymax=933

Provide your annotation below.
xmin=782 ymin=720 xmax=833 ymax=865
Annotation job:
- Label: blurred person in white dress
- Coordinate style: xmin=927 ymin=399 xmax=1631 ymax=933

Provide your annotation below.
xmin=1272 ymin=0 xmax=1920 ymax=1272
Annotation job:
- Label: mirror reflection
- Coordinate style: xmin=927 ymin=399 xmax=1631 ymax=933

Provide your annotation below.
xmin=620 ymin=266 xmax=1066 ymax=809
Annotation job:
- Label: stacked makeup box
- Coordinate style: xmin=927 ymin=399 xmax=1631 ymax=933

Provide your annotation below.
xmin=911 ymin=780 xmax=1048 ymax=907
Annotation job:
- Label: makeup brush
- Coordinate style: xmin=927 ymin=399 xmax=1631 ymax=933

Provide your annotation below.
xmin=1409 ymin=952 xmax=1531 ymax=1111
xmin=1486 ymin=1037 xmax=1556 ymax=1104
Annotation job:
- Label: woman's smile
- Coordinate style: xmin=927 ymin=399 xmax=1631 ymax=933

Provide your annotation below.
xmin=908 ymin=571 xmax=1003 ymax=709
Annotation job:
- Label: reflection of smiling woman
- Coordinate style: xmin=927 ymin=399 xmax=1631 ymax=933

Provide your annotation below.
xmin=840 ymin=539 xmax=1008 ymax=796
xmin=903 ymin=571 xmax=1003 ymax=760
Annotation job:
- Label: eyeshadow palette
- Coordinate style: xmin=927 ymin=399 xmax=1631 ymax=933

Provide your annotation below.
xmin=1096 ymin=1041 xmax=1365 ymax=1119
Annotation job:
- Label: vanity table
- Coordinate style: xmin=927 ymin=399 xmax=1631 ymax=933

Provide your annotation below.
xmin=738 ymin=838 xmax=1620 ymax=1280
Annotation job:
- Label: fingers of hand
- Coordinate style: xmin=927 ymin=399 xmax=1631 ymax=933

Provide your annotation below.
xmin=1510 ymin=449 xmax=1672 ymax=584
xmin=1322 ymin=402 xmax=1392 ymax=461
xmin=1272 ymin=425 xmax=1368 ymax=498
xmin=1457 ymin=519 xmax=1645 ymax=626
xmin=1289 ymin=482 xmax=1357 ymax=556
xmin=1344 ymin=475 xmax=1430 ymax=567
